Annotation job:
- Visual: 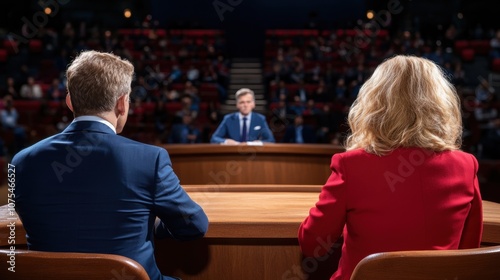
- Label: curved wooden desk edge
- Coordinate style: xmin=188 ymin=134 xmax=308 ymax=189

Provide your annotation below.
xmin=1 ymin=199 xmax=499 ymax=245
xmin=182 ymin=184 xmax=323 ymax=192
xmin=161 ymin=143 xmax=345 ymax=156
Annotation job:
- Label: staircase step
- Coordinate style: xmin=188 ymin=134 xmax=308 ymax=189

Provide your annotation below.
xmin=230 ymin=74 xmax=262 ymax=79
xmin=226 ymin=99 xmax=267 ymax=106
xmin=231 ymin=62 xmax=261 ymax=68
xmin=232 ymin=58 xmax=261 ymax=63
xmin=229 ymin=84 xmax=264 ymax=90
xmin=230 ymin=68 xmax=262 ymax=74
xmin=231 ymin=78 xmax=263 ymax=83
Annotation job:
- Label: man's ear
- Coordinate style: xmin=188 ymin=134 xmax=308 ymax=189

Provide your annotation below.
xmin=115 ymin=94 xmax=127 ymax=116
xmin=66 ymin=93 xmax=74 ymax=113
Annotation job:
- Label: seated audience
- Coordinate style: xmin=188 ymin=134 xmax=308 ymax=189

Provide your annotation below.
xmin=20 ymin=76 xmax=43 ymax=100
xmin=0 ymin=95 xmax=27 ymax=154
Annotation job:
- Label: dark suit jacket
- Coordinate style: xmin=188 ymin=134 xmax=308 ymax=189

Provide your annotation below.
xmin=12 ymin=121 xmax=208 ymax=280
xmin=282 ymin=124 xmax=317 ymax=143
xmin=168 ymin=123 xmax=202 ymax=144
xmin=210 ymin=112 xmax=275 ymax=143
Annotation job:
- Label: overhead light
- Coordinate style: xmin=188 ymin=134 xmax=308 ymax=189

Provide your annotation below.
xmin=124 ymin=9 xmax=132 ymax=19
xmin=366 ymin=10 xmax=375 ymax=20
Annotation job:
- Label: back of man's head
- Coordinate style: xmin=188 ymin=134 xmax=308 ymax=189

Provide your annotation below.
xmin=66 ymin=50 xmax=134 ymax=117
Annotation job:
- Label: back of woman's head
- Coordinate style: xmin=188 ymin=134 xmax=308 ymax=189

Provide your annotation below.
xmin=345 ymin=55 xmax=462 ymax=155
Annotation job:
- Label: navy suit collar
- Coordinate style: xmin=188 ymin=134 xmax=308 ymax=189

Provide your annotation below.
xmin=62 ymin=121 xmax=116 ymax=134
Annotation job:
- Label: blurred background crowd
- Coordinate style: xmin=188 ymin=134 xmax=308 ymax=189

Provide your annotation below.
xmin=1 ymin=0 xmax=499 ymax=160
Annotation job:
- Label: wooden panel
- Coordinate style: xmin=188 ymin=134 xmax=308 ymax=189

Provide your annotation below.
xmin=1 ymin=190 xmax=499 ymax=280
xmin=163 ymin=144 xmax=344 ymax=185
xmin=482 ymin=200 xmax=500 ymax=244
xmin=154 ymin=238 xmax=337 ymax=280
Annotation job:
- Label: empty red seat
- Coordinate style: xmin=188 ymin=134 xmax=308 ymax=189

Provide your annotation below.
xmin=3 ymin=39 xmax=18 ymax=54
xmin=491 ymin=58 xmax=500 ymax=72
xmin=29 ymin=39 xmax=43 ymax=53
xmin=0 ymin=49 xmax=6 ymax=62
xmin=454 ymin=40 xmax=469 ymax=53
xmin=461 ymin=48 xmax=475 ymax=62
xmin=470 ymin=40 xmax=491 ymax=56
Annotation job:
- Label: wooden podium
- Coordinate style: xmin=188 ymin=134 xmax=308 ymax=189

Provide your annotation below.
xmin=163 ymin=143 xmax=344 ymax=185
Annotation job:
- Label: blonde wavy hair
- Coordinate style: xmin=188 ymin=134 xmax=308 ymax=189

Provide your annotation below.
xmin=66 ymin=50 xmax=134 ymax=117
xmin=345 ymin=55 xmax=462 ymax=155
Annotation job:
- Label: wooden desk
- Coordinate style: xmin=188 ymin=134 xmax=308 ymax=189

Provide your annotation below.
xmin=482 ymin=200 xmax=500 ymax=245
xmin=1 ymin=188 xmax=500 ymax=280
xmin=162 ymin=144 xmax=344 ymax=185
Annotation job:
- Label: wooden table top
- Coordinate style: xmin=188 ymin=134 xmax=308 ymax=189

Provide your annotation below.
xmin=1 ymin=186 xmax=499 ymax=243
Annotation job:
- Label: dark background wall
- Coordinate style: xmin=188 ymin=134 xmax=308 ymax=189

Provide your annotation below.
xmin=2 ymin=0 xmax=499 ymax=58
xmin=152 ymin=0 xmax=366 ymax=57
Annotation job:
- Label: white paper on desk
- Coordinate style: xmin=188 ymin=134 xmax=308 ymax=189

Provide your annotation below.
xmin=246 ymin=141 xmax=263 ymax=146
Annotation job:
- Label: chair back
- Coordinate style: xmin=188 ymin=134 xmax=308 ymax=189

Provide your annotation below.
xmin=350 ymin=245 xmax=500 ymax=280
xmin=0 ymin=249 xmax=150 ymax=280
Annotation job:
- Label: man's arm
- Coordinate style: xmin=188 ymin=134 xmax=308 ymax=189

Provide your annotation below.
xmin=258 ymin=114 xmax=276 ymax=143
xmin=210 ymin=115 xmax=230 ymax=143
xmin=153 ymin=148 xmax=208 ymax=240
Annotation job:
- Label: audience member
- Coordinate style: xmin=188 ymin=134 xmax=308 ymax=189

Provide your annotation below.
xmin=0 ymin=95 xmax=27 ymax=154
xmin=12 ymin=51 xmax=208 ymax=280
xmin=299 ymin=55 xmax=483 ymax=280
xmin=211 ymin=88 xmax=275 ymax=144
xmin=282 ymin=114 xmax=316 ymax=143
xmin=47 ymin=78 xmax=66 ymax=101
xmin=168 ymin=113 xmax=202 ymax=144
xmin=20 ymin=76 xmax=43 ymax=100
xmin=480 ymin=118 xmax=500 ymax=159
xmin=1 ymin=77 xmax=19 ymax=99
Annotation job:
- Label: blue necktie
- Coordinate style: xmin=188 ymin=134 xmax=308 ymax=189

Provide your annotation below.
xmin=296 ymin=126 xmax=304 ymax=143
xmin=241 ymin=117 xmax=247 ymax=142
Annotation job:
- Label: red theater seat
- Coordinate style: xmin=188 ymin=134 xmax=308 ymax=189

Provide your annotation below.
xmin=461 ymin=48 xmax=475 ymax=62
xmin=0 ymin=49 xmax=6 ymax=62
xmin=3 ymin=39 xmax=18 ymax=54
xmin=454 ymin=40 xmax=469 ymax=54
xmin=29 ymin=39 xmax=43 ymax=53
xmin=492 ymin=58 xmax=500 ymax=72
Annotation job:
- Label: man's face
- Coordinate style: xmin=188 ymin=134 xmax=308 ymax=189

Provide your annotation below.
xmin=236 ymin=93 xmax=255 ymax=116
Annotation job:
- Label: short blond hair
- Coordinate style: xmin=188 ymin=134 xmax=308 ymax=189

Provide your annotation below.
xmin=66 ymin=50 xmax=134 ymax=116
xmin=235 ymin=88 xmax=255 ymax=100
xmin=345 ymin=55 xmax=462 ymax=155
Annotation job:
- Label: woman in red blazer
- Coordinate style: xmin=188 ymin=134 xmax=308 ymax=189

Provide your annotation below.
xmin=298 ymin=55 xmax=483 ymax=280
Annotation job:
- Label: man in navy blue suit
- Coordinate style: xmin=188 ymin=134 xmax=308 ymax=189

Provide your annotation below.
xmin=210 ymin=88 xmax=275 ymax=144
xmin=11 ymin=50 xmax=208 ymax=280
xmin=282 ymin=114 xmax=317 ymax=143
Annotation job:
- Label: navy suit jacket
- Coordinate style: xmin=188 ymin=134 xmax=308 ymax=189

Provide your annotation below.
xmin=12 ymin=121 xmax=208 ymax=280
xmin=210 ymin=112 xmax=275 ymax=143
xmin=282 ymin=124 xmax=317 ymax=143
xmin=168 ymin=123 xmax=202 ymax=144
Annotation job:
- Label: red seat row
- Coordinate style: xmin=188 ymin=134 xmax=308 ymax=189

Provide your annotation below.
xmin=117 ymin=29 xmax=223 ymax=38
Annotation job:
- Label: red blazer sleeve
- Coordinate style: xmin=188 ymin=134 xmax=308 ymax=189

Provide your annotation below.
xmin=459 ymin=154 xmax=483 ymax=248
xmin=298 ymin=153 xmax=347 ymax=257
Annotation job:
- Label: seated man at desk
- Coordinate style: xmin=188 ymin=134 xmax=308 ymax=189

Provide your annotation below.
xmin=210 ymin=88 xmax=275 ymax=144
xmin=11 ymin=50 xmax=208 ymax=280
